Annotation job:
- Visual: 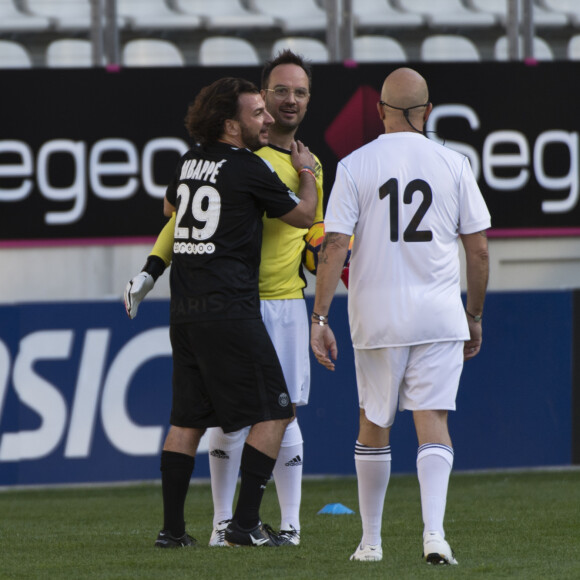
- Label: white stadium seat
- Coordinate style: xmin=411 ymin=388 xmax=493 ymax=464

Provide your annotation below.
xmin=0 ymin=39 xmax=33 ymax=68
xmin=117 ymin=0 xmax=202 ymax=30
xmin=23 ymin=0 xmax=125 ymax=31
xmin=198 ymin=36 xmax=260 ymax=66
xmin=45 ymin=38 xmax=94 ymax=67
xmin=170 ymin=0 xmax=277 ymax=30
xmin=271 ymin=37 xmax=329 ymax=63
xmin=0 ymin=0 xmax=51 ymax=31
xmin=494 ymin=35 xmax=554 ymax=60
xmin=352 ymin=0 xmax=425 ymax=29
xmin=353 ymin=35 xmax=408 ymax=62
xmin=421 ymin=34 xmax=481 ymax=61
xmin=466 ymin=0 xmax=568 ymax=27
xmin=248 ymin=0 xmax=327 ymax=32
xmin=122 ymin=39 xmax=185 ymax=67
xmin=392 ymin=0 xmax=497 ymax=27
xmin=536 ymin=0 xmax=580 ymax=26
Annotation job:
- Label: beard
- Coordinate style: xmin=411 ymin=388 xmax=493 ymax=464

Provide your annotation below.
xmin=240 ymin=123 xmax=267 ymax=151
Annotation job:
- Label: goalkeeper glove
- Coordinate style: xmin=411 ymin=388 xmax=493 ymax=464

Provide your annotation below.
xmin=124 ymin=255 xmax=166 ymax=319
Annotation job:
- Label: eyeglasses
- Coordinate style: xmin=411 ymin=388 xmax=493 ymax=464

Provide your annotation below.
xmin=265 ymin=86 xmax=310 ymax=101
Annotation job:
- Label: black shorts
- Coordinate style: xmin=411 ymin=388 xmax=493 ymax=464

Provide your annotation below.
xmin=169 ymin=318 xmax=294 ymax=433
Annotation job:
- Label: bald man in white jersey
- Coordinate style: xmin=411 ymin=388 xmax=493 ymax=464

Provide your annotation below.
xmin=310 ymin=68 xmax=490 ymax=565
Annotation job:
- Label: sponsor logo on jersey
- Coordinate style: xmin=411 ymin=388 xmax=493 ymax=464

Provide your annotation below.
xmin=173 ymin=242 xmax=216 ymax=255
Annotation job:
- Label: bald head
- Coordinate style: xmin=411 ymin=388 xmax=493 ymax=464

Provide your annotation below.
xmin=378 ymin=67 xmax=431 ymax=134
xmin=381 ymin=68 xmax=428 ymax=108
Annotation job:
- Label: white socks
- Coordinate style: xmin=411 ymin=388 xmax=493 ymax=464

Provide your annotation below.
xmin=208 ymin=426 xmax=249 ymax=526
xmin=208 ymin=420 xmax=304 ymax=532
xmin=417 ymin=443 xmax=454 ymax=538
xmin=354 ymin=441 xmax=392 ymax=547
xmin=273 ymin=419 xmax=304 ymax=532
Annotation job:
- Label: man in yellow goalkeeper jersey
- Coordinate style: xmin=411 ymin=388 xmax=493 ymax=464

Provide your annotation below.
xmin=124 ymin=50 xmax=324 ymax=547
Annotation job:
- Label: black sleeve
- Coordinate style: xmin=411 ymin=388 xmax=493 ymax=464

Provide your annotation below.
xmin=249 ymin=156 xmax=299 ymax=218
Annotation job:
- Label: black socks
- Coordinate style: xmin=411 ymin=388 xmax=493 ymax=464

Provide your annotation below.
xmin=160 ymin=450 xmax=195 ymax=536
xmin=233 ymin=443 xmax=276 ymax=530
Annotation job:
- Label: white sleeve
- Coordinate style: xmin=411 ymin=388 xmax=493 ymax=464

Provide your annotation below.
xmin=324 ymin=161 xmax=359 ymax=236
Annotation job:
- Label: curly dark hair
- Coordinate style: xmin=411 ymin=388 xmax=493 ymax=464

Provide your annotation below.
xmin=184 ymin=77 xmax=260 ymax=145
xmin=261 ymin=49 xmax=313 ymax=92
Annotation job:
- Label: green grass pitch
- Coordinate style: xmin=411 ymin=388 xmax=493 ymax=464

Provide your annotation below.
xmin=1 ymin=470 xmax=579 ymax=579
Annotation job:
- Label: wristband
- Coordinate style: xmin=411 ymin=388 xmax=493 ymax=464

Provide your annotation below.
xmin=466 ymin=310 xmax=482 ymax=322
xmin=299 ymin=168 xmax=316 ymax=179
xmin=141 ymin=255 xmax=167 ymax=281
xmin=311 ymin=312 xmax=328 ymax=326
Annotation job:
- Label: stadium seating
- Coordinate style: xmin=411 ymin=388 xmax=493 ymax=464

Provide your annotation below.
xmin=248 ymin=0 xmax=327 ymax=32
xmin=466 ymin=0 xmax=568 ymax=27
xmin=117 ymin=0 xmax=202 ymax=29
xmin=7 ymin=0 xmax=580 ymax=67
xmin=421 ymin=34 xmax=481 ymax=61
xmin=352 ymin=0 xmax=424 ymax=29
xmin=45 ymin=38 xmax=94 ymax=67
xmin=391 ymin=0 xmax=497 ymax=27
xmin=353 ymin=35 xmax=408 ymax=62
xmin=271 ymin=37 xmax=329 ymax=63
xmin=23 ymin=0 xmax=126 ymax=31
xmin=537 ymin=0 xmax=580 ymax=26
xmin=494 ymin=35 xmax=554 ymax=60
xmin=198 ymin=36 xmax=260 ymax=66
xmin=122 ymin=38 xmax=185 ymax=66
xmin=170 ymin=0 xmax=277 ymax=30
xmin=0 ymin=39 xmax=33 ymax=67
xmin=0 ymin=0 xmax=51 ymax=31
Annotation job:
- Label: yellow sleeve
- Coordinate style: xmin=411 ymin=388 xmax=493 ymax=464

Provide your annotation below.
xmin=150 ymin=213 xmax=175 ymax=266
xmin=314 ymin=156 xmax=324 ymax=223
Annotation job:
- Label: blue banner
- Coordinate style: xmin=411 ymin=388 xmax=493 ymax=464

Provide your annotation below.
xmin=0 ymin=291 xmax=573 ymax=486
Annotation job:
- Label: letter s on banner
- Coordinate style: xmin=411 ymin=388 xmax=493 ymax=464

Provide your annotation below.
xmin=427 ymin=104 xmax=481 ymax=179
xmin=0 ymin=330 xmax=72 ymax=461
xmin=101 ymin=327 xmax=171 ymax=456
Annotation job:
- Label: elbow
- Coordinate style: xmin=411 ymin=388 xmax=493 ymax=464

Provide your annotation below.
xmin=163 ymin=197 xmax=175 ymax=217
xmin=293 ymin=205 xmax=316 ymax=229
xmin=478 ymin=247 xmax=490 ymax=265
xmin=299 ymin=210 xmax=316 ymax=229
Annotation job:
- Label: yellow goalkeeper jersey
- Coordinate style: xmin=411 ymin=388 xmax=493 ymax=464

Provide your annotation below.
xmin=256 ymin=144 xmax=324 ymax=300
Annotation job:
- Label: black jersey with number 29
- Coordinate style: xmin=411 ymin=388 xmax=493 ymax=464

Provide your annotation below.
xmin=166 ymin=142 xmax=299 ymax=324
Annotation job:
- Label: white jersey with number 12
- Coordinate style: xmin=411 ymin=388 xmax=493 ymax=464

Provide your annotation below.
xmin=324 ymin=132 xmax=491 ymax=348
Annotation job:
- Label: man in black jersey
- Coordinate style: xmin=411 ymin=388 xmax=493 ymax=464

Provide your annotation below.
xmin=154 ymin=77 xmax=318 ymax=549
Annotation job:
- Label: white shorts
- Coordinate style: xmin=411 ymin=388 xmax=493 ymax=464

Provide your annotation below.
xmin=354 ymin=341 xmax=464 ymax=428
xmin=260 ymin=298 xmax=310 ymax=406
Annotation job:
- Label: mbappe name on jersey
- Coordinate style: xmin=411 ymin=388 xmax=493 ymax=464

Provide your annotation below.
xmin=179 ymin=158 xmax=227 ymax=183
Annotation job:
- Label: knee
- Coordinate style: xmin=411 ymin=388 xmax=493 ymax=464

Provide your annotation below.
xmin=281 ymin=417 xmax=303 ymax=447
